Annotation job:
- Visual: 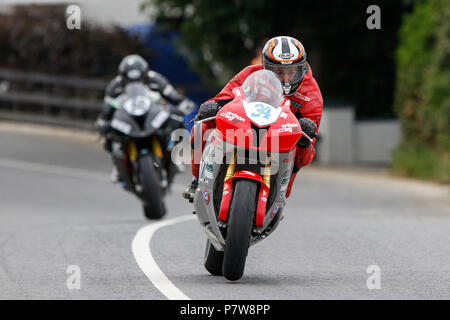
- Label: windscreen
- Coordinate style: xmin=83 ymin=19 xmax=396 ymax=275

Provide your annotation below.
xmin=242 ymin=69 xmax=283 ymax=108
xmin=121 ymin=83 xmax=153 ymax=116
xmin=124 ymin=82 xmax=150 ymax=97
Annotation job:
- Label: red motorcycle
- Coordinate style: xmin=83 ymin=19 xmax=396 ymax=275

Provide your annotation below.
xmin=192 ymin=70 xmax=305 ymax=281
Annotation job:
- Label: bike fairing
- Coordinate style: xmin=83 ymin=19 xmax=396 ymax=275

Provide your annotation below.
xmin=191 ymin=70 xmax=304 ymax=280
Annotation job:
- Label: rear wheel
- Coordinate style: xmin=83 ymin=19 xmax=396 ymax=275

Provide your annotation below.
xmin=222 ymin=179 xmax=258 ymax=281
xmin=139 ymin=154 xmax=166 ymax=219
xmin=203 ymin=239 xmax=224 ymax=276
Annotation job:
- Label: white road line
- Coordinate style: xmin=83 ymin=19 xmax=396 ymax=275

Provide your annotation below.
xmin=132 ymin=215 xmax=196 ymax=300
xmin=0 ymin=157 xmax=109 ymax=182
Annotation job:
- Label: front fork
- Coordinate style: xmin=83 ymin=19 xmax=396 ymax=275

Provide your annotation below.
xmin=127 ymin=136 xmax=164 ymax=162
xmin=218 ymin=149 xmax=271 ymax=228
xmin=128 ymin=137 xmax=168 ymax=189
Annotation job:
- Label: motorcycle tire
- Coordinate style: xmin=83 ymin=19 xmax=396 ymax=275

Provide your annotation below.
xmin=222 ymin=179 xmax=258 ymax=281
xmin=139 ymin=154 xmax=166 ymax=219
xmin=204 ymin=239 xmax=224 ymax=276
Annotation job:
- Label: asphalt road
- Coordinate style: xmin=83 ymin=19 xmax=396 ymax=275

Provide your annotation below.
xmin=0 ymin=122 xmax=449 ymax=300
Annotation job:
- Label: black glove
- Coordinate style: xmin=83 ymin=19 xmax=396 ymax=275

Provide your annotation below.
xmin=297 ymin=118 xmax=317 ymax=148
xmin=177 ymin=98 xmax=195 ymax=115
xmin=96 ymin=117 xmax=110 ymax=136
xmin=197 ymin=100 xmax=220 ymax=120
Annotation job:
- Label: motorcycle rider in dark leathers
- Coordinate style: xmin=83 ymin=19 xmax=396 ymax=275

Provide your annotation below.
xmin=96 ymin=54 xmax=195 ymax=182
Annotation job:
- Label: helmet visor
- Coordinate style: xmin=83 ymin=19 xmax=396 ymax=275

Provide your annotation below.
xmin=127 ymin=69 xmax=143 ymax=80
xmin=264 ymin=62 xmax=307 ymax=88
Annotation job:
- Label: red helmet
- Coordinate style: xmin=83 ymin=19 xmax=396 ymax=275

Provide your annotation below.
xmin=262 ymin=36 xmax=309 ymax=96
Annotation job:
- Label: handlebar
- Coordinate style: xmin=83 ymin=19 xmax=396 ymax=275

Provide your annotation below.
xmin=190 ymin=115 xmax=216 ymax=124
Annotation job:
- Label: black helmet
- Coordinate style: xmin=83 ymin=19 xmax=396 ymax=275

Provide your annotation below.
xmin=118 ymin=54 xmax=149 ymax=82
xmin=262 ymin=36 xmax=309 ymax=96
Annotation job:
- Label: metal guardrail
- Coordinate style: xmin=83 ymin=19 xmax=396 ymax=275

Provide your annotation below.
xmin=0 ymin=68 xmax=109 ymax=130
xmin=0 ymin=69 xmax=108 ymax=90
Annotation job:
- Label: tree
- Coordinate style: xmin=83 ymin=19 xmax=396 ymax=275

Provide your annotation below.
xmin=392 ymin=0 xmax=449 ymax=182
xmin=0 ymin=5 xmax=152 ymax=78
xmin=142 ymin=0 xmax=410 ymax=118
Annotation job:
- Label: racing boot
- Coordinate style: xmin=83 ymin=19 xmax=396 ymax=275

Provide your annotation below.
xmin=110 ymin=166 xmax=119 ymax=183
xmin=182 ymin=177 xmax=198 ymax=202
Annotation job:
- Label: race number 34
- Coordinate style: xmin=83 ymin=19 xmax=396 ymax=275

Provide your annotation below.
xmin=251 ymin=104 xmax=272 ymax=120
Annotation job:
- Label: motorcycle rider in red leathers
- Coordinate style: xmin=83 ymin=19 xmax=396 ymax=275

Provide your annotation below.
xmin=183 ymin=36 xmax=323 ymax=200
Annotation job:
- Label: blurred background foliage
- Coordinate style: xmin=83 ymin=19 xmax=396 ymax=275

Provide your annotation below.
xmin=142 ymin=0 xmax=412 ymax=119
xmin=143 ymin=0 xmax=448 ymax=182
xmin=0 ymin=5 xmax=152 ymax=78
xmin=0 ymin=1 xmax=447 ymax=182
xmin=392 ymin=0 xmax=449 ymax=182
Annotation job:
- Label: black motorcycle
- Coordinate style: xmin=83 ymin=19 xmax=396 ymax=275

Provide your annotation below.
xmin=107 ymin=83 xmax=182 ymax=219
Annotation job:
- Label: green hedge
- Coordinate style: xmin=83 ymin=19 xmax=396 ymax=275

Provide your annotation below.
xmin=392 ymin=0 xmax=450 ymax=183
xmin=0 ymin=5 xmax=152 ymax=78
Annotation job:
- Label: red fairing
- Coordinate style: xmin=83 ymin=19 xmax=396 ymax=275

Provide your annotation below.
xmin=218 ymin=170 xmax=269 ymax=227
xmin=218 ymin=179 xmax=233 ymax=222
xmin=190 ymin=121 xmax=215 ymax=177
xmin=215 ymin=88 xmax=302 ymax=153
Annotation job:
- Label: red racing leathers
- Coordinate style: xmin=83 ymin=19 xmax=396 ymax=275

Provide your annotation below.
xmin=191 ymin=64 xmax=323 ymax=197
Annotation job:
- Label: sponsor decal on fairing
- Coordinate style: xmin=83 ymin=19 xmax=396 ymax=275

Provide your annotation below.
xmin=219 ymin=111 xmax=246 ymax=123
xmin=278 ymin=123 xmax=299 ymax=133
xmin=203 ymin=188 xmax=210 ymax=205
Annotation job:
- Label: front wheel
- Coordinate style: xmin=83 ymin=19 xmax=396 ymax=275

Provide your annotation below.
xmin=139 ymin=154 xmax=166 ymax=219
xmin=222 ymin=179 xmax=258 ymax=281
